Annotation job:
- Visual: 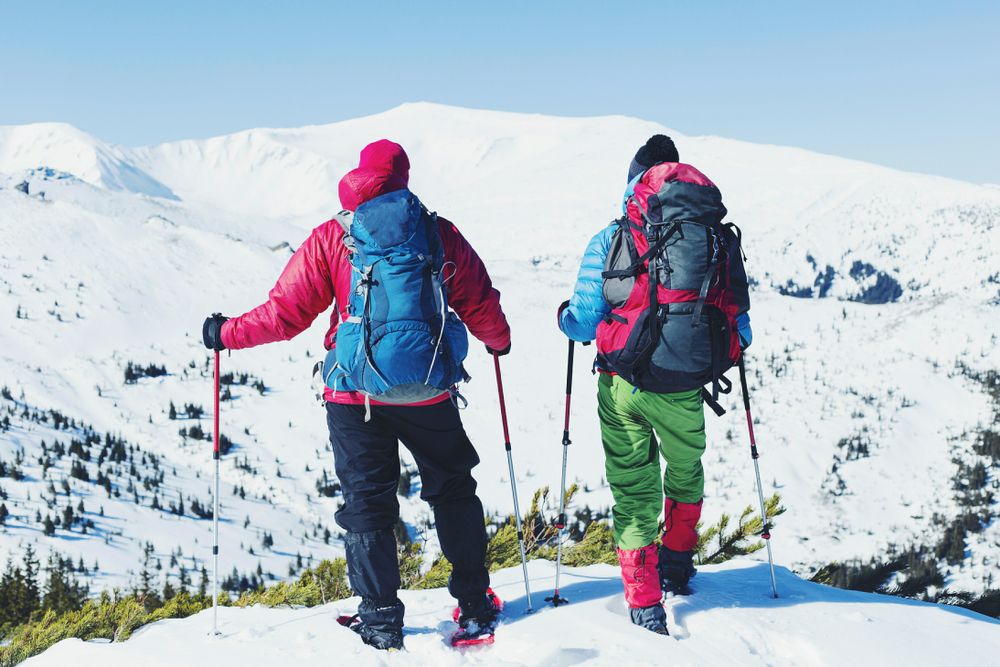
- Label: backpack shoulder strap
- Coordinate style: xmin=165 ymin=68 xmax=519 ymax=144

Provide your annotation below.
xmin=724 ymin=222 xmax=747 ymax=261
xmin=600 ymin=218 xmax=634 ymax=278
xmin=335 ymin=210 xmax=358 ymax=258
xmin=334 ymin=210 xmax=353 ymax=234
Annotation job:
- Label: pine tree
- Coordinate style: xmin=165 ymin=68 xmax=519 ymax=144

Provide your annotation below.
xmin=178 ymin=564 xmax=190 ymax=594
xmin=24 ymin=544 xmax=38 ymax=587
xmin=198 ymin=565 xmax=209 ymax=599
xmin=162 ymin=578 xmax=176 ymax=601
xmin=139 ymin=542 xmax=153 ymax=597
xmin=0 ymin=557 xmax=40 ymax=628
xmin=694 ymin=494 xmax=786 ymax=565
xmin=43 ymin=515 xmax=56 ymax=536
xmin=41 ymin=554 xmax=88 ymax=614
xmin=0 ymin=502 xmax=9 ymax=525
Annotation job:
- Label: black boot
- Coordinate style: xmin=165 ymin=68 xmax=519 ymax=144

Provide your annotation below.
xmin=629 ymin=603 xmax=669 ymax=635
xmin=455 ymin=589 xmax=501 ymax=639
xmin=338 ymin=597 xmax=405 ymax=651
xmin=658 ymin=545 xmax=696 ymax=594
xmin=339 ymin=528 xmax=405 ymax=650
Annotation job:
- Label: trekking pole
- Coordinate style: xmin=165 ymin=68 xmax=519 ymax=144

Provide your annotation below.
xmin=492 ymin=352 xmax=534 ymax=613
xmin=545 ymin=339 xmax=575 ymax=607
xmin=737 ymin=354 xmax=778 ymax=599
xmin=211 ymin=346 xmax=222 ymax=634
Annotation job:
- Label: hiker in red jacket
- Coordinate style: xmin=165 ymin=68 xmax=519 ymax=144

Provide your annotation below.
xmin=202 ymin=140 xmax=510 ymax=651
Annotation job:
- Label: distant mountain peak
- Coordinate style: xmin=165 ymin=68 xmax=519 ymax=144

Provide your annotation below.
xmin=0 ymin=122 xmax=177 ymax=200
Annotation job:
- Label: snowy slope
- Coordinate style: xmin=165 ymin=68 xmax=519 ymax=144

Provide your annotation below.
xmin=24 ymin=560 xmax=1000 ymax=667
xmin=0 ymin=173 xmax=343 ymax=588
xmin=1 ymin=103 xmax=998 ymax=600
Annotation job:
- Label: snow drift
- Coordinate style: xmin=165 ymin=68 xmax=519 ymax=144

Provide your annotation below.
xmin=23 ymin=560 xmax=1000 ymax=666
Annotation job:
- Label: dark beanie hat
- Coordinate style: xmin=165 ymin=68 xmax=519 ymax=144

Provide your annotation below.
xmin=628 ymin=134 xmax=679 ymax=181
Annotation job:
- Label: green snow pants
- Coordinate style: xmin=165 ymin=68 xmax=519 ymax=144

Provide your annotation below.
xmin=597 ymin=373 xmax=706 ymax=550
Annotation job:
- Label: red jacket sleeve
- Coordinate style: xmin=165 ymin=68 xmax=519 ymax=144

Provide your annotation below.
xmin=221 ymin=225 xmax=335 ymax=350
xmin=438 ymin=218 xmax=511 ymax=351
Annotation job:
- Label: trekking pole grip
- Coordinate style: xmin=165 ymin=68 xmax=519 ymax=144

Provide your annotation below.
xmin=738 ymin=354 xmax=758 ymax=455
xmin=563 ymin=339 xmax=575 ymax=446
xmin=493 ymin=352 xmax=511 ymax=449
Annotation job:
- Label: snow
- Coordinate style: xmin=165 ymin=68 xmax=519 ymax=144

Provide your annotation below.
xmin=1 ymin=102 xmax=998 ymax=626
xmin=23 ymin=560 xmax=1000 ymax=666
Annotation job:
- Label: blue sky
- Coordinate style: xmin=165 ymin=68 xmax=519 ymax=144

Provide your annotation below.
xmin=1 ymin=1 xmax=997 ymax=183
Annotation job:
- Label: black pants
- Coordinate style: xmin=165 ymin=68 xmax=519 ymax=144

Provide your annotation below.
xmin=326 ymin=400 xmax=490 ymax=628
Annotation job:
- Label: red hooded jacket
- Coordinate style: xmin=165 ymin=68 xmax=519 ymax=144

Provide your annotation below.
xmin=220 ymin=139 xmax=511 ymax=405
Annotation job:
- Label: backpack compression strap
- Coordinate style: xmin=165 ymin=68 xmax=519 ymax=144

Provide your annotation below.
xmin=690 ymin=259 xmax=718 ymax=326
xmin=601 ymin=220 xmax=682 ymax=280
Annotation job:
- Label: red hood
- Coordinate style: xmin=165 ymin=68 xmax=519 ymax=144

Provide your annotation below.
xmin=338 ymin=139 xmax=410 ymax=211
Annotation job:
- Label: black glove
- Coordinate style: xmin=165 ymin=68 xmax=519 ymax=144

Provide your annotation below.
xmin=557 ymin=299 xmax=570 ymax=316
xmin=486 ymin=343 xmax=511 ymax=357
xmin=202 ymin=313 xmax=229 ymax=351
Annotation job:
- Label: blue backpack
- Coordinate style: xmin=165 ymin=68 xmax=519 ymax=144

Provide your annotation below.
xmin=323 ymin=189 xmax=469 ymax=405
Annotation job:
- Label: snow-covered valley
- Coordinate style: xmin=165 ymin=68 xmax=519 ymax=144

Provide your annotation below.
xmin=1 ymin=102 xmax=998 ymax=609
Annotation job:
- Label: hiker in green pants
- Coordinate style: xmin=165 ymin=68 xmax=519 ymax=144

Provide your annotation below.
xmin=557 ymin=135 xmax=752 ymax=634
xmin=598 ymin=374 xmax=706 ymax=551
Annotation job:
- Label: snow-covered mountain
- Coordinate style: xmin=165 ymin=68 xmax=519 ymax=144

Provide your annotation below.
xmin=1 ymin=103 xmax=998 ymax=603
xmin=23 ymin=561 xmax=1000 ymax=666
xmin=0 ymin=124 xmax=176 ymax=200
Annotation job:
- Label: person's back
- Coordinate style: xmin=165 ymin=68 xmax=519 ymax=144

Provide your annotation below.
xmin=202 ymin=139 xmax=510 ymax=650
xmin=557 ymin=135 xmax=752 ymax=635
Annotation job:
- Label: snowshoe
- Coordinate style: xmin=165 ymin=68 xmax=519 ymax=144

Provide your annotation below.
xmin=450 ymin=588 xmax=503 ymax=647
xmin=629 ymin=603 xmax=669 ymax=635
xmin=337 ymin=613 xmax=404 ymax=651
xmin=658 ymin=546 xmax=696 ymax=595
